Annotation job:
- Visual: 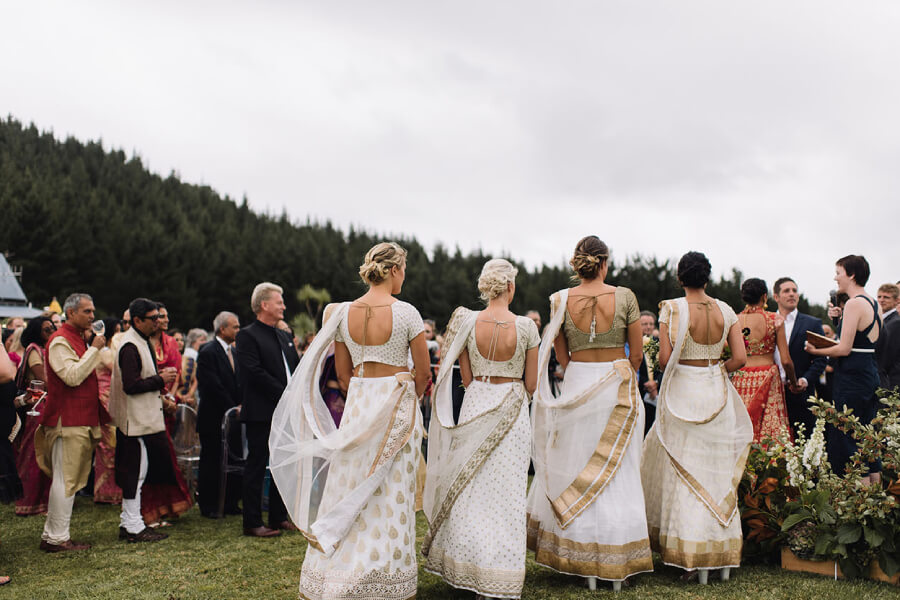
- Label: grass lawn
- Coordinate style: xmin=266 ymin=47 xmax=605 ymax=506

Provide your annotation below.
xmin=1 ymin=499 xmax=896 ymax=599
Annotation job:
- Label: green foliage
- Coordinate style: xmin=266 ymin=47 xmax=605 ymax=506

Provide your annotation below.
xmin=0 ymin=117 xmax=817 ymax=330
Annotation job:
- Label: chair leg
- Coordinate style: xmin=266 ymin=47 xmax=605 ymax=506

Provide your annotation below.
xmin=217 ymin=435 xmax=228 ymax=519
xmin=720 ymin=567 xmax=730 ymax=581
xmin=698 ymin=569 xmax=709 ymax=585
xmin=612 ymin=580 xmax=622 ymax=592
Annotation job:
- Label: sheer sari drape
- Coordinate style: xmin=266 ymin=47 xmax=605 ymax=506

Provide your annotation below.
xmin=525 ymin=289 xmax=652 ymax=580
xmin=641 ymin=298 xmax=753 ymax=569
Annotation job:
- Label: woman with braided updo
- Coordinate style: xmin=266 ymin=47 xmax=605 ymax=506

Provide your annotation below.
xmin=640 ymin=251 xmax=752 ymax=585
xmin=526 ymin=236 xmax=652 ymax=592
xmin=270 ymin=241 xmax=430 ymax=600
xmin=423 ymin=259 xmax=539 ymax=599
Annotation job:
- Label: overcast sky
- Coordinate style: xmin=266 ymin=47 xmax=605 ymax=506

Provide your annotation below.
xmin=3 ymin=1 xmax=899 ymax=304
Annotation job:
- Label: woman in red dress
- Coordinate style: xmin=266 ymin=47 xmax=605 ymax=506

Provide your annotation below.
xmin=94 ymin=317 xmax=123 ymax=503
xmin=142 ymin=303 xmax=194 ymax=526
xmin=12 ymin=317 xmax=55 ymax=515
xmin=733 ymin=278 xmax=797 ymax=443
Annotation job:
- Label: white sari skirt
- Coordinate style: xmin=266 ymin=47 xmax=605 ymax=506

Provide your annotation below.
xmin=641 ymin=364 xmax=750 ymax=570
xmin=424 ymin=381 xmax=530 ymax=598
xmin=526 ymin=361 xmax=653 ymax=581
xmin=299 ymin=376 xmax=422 ymax=600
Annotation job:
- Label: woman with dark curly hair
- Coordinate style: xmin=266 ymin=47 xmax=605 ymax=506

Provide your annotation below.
xmin=733 ymin=278 xmax=797 ymax=443
xmin=526 ymin=236 xmax=652 ymax=591
xmin=12 ymin=316 xmax=55 ymax=516
xmin=640 ymin=251 xmax=752 ymax=585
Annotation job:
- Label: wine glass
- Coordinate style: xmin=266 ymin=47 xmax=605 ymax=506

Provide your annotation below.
xmin=91 ymin=320 xmax=106 ymax=337
xmin=26 ymin=380 xmax=46 ymax=417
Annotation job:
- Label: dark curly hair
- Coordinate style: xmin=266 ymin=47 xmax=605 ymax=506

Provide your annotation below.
xmin=677 ymin=251 xmax=711 ymax=289
xmin=21 ymin=316 xmax=54 ymax=349
xmin=570 ymin=236 xmax=609 ymax=281
xmin=741 ymin=278 xmax=768 ymax=305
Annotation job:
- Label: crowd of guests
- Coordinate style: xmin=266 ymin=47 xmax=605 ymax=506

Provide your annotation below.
xmin=0 ymin=238 xmax=897 ymax=596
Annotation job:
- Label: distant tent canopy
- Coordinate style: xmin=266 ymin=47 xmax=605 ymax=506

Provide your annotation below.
xmin=0 ymin=254 xmax=43 ymax=319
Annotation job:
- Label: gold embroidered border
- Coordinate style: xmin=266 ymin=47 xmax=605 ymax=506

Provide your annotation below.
xmin=299 ymin=565 xmax=417 ymax=600
xmin=649 ymin=527 xmax=742 ymax=569
xmin=424 ymin=549 xmax=524 ymax=597
xmin=526 ymin=516 xmax=653 ymax=579
xmin=368 ymin=376 xmax=416 ymax=477
xmin=422 ymin=388 xmax=524 ymax=556
xmin=549 ymin=362 xmax=639 ymax=528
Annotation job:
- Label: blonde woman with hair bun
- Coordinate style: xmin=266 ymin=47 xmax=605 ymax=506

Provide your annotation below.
xmin=269 ymin=241 xmax=430 ymax=600
xmin=423 ymin=258 xmax=539 ymax=599
xmin=526 ymin=236 xmax=652 ymax=592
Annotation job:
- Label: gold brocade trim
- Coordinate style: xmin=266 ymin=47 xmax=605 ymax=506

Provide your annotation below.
xmin=649 ymin=527 xmax=742 ymax=569
xmin=526 ymin=516 xmax=653 ymax=580
xmin=368 ymin=375 xmax=416 ymax=477
xmin=299 ymin=565 xmax=417 ymax=600
xmin=302 ymin=529 xmax=325 ymax=553
xmin=422 ymin=387 xmax=524 ymax=556
xmin=549 ymin=362 xmax=639 ymax=528
xmin=424 ymin=549 xmax=524 ymax=598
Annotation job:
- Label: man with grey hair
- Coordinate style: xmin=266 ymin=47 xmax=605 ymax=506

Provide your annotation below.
xmin=35 ymin=293 xmax=105 ymax=552
xmin=196 ymin=310 xmax=242 ymax=517
xmin=236 ymin=283 xmax=299 ymax=536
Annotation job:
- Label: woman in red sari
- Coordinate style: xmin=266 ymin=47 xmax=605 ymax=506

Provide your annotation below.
xmin=142 ymin=303 xmax=194 ymax=526
xmin=12 ymin=317 xmax=55 ymax=515
xmin=733 ymin=278 xmax=797 ymax=443
xmin=94 ymin=317 xmax=123 ymax=503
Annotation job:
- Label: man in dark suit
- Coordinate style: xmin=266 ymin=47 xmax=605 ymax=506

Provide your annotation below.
xmin=876 ymin=283 xmax=900 ymax=391
xmin=196 ymin=311 xmax=241 ymax=518
xmin=773 ymin=277 xmax=828 ymax=435
xmin=235 ymin=283 xmax=300 ymax=537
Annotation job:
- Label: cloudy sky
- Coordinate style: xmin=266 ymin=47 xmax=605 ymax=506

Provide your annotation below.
xmin=3 ymin=1 xmax=899 ymax=303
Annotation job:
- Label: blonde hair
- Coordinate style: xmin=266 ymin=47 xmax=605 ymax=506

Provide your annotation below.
xmin=570 ymin=235 xmax=609 ymax=281
xmin=478 ymin=258 xmax=518 ymax=302
xmin=250 ymin=282 xmax=284 ymax=314
xmin=359 ymin=242 xmax=407 ymax=285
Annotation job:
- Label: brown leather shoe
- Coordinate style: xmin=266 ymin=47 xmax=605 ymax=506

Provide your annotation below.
xmin=243 ymin=526 xmax=282 ymax=537
xmin=121 ymin=527 xmax=168 ymax=543
xmin=274 ymin=520 xmax=299 ymax=532
xmin=39 ymin=539 xmax=91 ymax=553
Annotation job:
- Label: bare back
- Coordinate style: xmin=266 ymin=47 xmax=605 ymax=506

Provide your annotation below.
xmin=473 ymin=311 xmax=519 ymax=362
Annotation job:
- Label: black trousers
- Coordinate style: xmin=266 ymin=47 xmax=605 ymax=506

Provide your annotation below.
xmin=198 ymin=429 xmax=242 ymax=515
xmin=242 ymin=420 xmax=287 ymax=529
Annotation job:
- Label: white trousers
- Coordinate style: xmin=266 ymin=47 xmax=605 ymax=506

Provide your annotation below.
xmin=120 ymin=438 xmax=148 ymax=534
xmin=41 ymin=438 xmax=75 ymax=544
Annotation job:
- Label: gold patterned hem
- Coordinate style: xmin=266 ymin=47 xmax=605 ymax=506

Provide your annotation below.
xmin=549 ymin=361 xmax=640 ymax=529
xmin=299 ymin=566 xmax=417 ymax=600
xmin=526 ymin=516 xmax=653 ymax=580
xmin=649 ymin=527 xmax=742 ymax=569
xmin=424 ymin=551 xmax=524 ymax=599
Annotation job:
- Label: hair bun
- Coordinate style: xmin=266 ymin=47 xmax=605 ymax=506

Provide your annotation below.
xmin=359 ymin=242 xmax=407 ymax=285
xmin=478 ymin=259 xmax=518 ymax=302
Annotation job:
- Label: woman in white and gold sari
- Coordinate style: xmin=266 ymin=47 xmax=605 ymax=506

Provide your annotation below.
xmin=269 ymin=242 xmax=430 ymax=600
xmin=423 ymin=259 xmax=539 ymax=599
xmin=640 ymin=251 xmax=752 ymax=585
xmin=526 ymin=236 xmax=653 ymax=592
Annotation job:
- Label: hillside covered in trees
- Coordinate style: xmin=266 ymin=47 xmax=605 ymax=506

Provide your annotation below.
xmin=0 ymin=117 xmax=820 ymax=331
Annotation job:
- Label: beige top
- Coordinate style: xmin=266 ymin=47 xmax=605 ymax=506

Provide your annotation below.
xmin=562 ymin=287 xmax=639 ymax=351
xmin=466 ymin=316 xmax=540 ymax=379
xmin=660 ymin=299 xmax=737 ymax=360
xmin=109 ymin=327 xmax=166 ymax=437
xmin=47 ymin=336 xmax=100 ymax=387
xmin=335 ymin=301 xmax=424 ymax=368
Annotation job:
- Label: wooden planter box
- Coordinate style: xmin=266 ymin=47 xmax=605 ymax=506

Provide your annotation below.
xmin=781 ymin=548 xmax=899 ymax=585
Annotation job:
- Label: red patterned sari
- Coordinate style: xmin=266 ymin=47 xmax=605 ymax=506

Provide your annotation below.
xmin=141 ymin=332 xmax=193 ymax=523
xmin=94 ymin=349 xmax=122 ymax=503
xmin=13 ymin=344 xmax=51 ymax=515
xmin=732 ymin=308 xmax=792 ymax=444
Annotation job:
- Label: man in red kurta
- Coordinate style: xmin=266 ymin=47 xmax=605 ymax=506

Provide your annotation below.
xmin=35 ymin=293 xmax=106 ymax=552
